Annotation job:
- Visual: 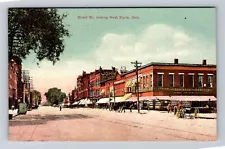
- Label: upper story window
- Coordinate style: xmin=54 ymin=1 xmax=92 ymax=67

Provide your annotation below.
xmin=150 ymin=73 xmax=153 ymax=88
xmin=208 ymin=74 xmax=213 ymax=88
xmin=169 ymin=73 xmax=174 ymax=88
xmin=143 ymin=76 xmax=145 ymax=88
xmin=145 ymin=75 xmax=148 ymax=88
xmin=179 ymin=73 xmax=184 ymax=88
xmin=188 ymin=73 xmax=194 ymax=88
xmin=95 ymin=80 xmax=98 ymax=86
xmin=198 ymin=73 xmax=204 ymax=88
xmin=157 ymin=73 xmax=164 ymax=88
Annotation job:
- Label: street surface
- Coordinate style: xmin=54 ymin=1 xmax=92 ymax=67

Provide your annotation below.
xmin=9 ymin=106 xmax=217 ymax=141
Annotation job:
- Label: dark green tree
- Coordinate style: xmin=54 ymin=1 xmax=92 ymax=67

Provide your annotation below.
xmin=45 ymin=87 xmax=66 ymax=105
xmin=59 ymin=92 xmax=67 ymax=103
xmin=32 ymin=90 xmax=42 ymax=105
xmin=8 ymin=8 xmax=70 ymax=64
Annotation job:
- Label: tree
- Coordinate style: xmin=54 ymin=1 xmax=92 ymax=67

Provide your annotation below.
xmin=32 ymin=90 xmax=42 ymax=105
xmin=45 ymin=87 xmax=66 ymax=105
xmin=59 ymin=92 xmax=67 ymax=103
xmin=8 ymin=8 xmax=70 ymax=65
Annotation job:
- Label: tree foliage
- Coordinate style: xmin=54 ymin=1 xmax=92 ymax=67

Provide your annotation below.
xmin=45 ymin=87 xmax=66 ymax=105
xmin=8 ymin=8 xmax=70 ymax=64
xmin=32 ymin=90 xmax=42 ymax=105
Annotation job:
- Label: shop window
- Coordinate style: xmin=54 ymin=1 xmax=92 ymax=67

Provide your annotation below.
xmin=150 ymin=74 xmax=153 ymax=88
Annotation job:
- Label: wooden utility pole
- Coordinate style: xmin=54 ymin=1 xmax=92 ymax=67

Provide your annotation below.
xmin=113 ymin=79 xmax=115 ymax=106
xmin=131 ymin=60 xmax=142 ymax=113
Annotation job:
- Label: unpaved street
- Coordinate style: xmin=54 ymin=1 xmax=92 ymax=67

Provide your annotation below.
xmin=9 ymin=106 xmax=217 ymax=141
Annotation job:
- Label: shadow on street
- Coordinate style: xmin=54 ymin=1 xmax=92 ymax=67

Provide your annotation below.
xmin=197 ymin=117 xmax=216 ymax=120
xmin=9 ymin=114 xmax=94 ymax=127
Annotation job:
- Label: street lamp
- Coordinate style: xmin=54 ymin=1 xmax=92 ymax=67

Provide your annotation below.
xmin=131 ymin=61 xmax=142 ymax=113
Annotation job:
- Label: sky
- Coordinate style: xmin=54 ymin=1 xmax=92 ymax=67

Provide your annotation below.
xmin=22 ymin=8 xmax=216 ymax=100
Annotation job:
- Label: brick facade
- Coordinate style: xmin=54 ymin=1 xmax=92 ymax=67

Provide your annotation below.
xmin=72 ymin=59 xmax=216 ymax=103
xmin=8 ymin=56 xmax=23 ymax=109
xmin=124 ymin=59 xmax=216 ymax=98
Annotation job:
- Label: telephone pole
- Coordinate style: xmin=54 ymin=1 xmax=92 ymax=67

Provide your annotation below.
xmin=131 ymin=60 xmax=142 ymax=113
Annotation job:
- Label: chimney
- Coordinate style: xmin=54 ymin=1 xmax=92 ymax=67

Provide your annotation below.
xmin=174 ymin=58 xmax=178 ymax=64
xmin=202 ymin=59 xmax=207 ymax=65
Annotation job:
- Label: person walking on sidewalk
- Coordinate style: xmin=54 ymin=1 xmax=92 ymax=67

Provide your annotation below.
xmin=121 ymin=103 xmax=126 ymax=113
xmin=129 ymin=103 xmax=133 ymax=112
xmin=167 ymin=102 xmax=172 ymax=113
xmin=59 ymin=105 xmax=62 ymax=111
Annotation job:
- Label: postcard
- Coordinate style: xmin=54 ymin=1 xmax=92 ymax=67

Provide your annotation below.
xmin=8 ymin=8 xmax=217 ymax=141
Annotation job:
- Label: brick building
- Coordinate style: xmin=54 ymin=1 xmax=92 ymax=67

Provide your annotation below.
xmin=8 ymin=56 xmax=23 ymax=109
xmin=77 ymin=71 xmax=90 ymax=100
xmin=76 ymin=67 xmax=117 ymax=102
xmin=124 ymin=59 xmax=216 ymax=98
xmin=72 ymin=58 xmax=216 ymax=107
xmin=72 ymin=88 xmax=78 ymax=101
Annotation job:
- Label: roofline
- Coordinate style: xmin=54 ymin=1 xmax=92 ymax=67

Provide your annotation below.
xmin=122 ymin=62 xmax=216 ymax=76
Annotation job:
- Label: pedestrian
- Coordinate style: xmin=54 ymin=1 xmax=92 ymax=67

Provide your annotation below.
xmin=167 ymin=102 xmax=171 ymax=113
xmin=11 ymin=105 xmax=15 ymax=111
xmin=59 ymin=105 xmax=62 ymax=111
xmin=129 ymin=103 xmax=133 ymax=112
xmin=121 ymin=103 xmax=126 ymax=113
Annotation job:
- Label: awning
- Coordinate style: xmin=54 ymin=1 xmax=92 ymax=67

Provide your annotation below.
xmin=126 ymin=97 xmax=136 ymax=102
xmin=86 ymin=99 xmax=93 ymax=104
xmin=155 ymin=96 xmax=171 ymax=100
xmin=110 ymin=97 xmax=123 ymax=103
xmin=120 ymin=93 xmax=132 ymax=102
xmin=170 ymin=96 xmax=217 ymax=102
xmin=126 ymin=80 xmax=132 ymax=87
xmin=79 ymin=98 xmax=88 ymax=105
xmin=96 ymin=98 xmax=110 ymax=104
xmin=72 ymin=101 xmax=79 ymax=105
xmin=126 ymin=96 xmax=155 ymax=102
xmin=145 ymin=96 xmax=157 ymax=100
xmin=78 ymin=99 xmax=84 ymax=105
